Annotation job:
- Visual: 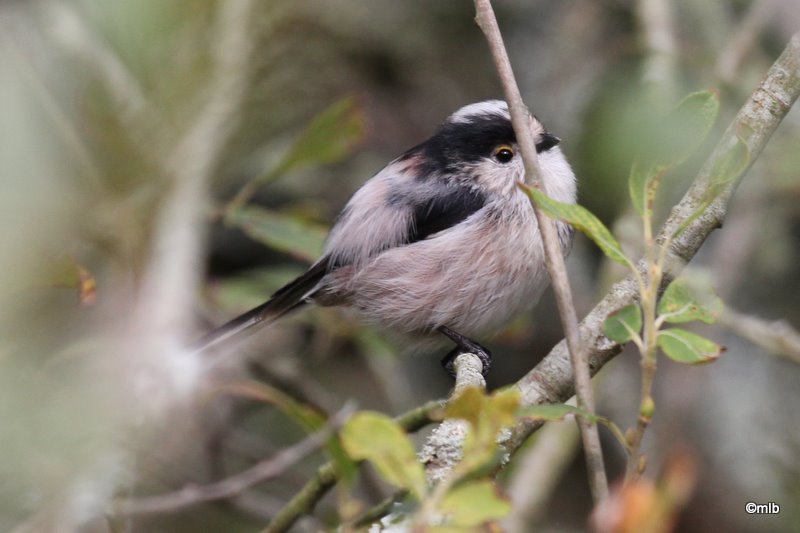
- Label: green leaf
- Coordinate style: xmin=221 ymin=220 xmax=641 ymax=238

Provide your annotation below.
xmin=438 ymin=480 xmax=511 ymax=527
xmin=521 ymin=184 xmax=630 ymax=266
xmin=517 ymin=403 xmax=600 ymax=424
xmin=603 ymin=304 xmax=643 ymax=343
xmin=672 ymin=137 xmax=750 ymax=239
xmin=273 ymin=96 xmax=365 ymax=178
xmin=657 ymin=328 xmax=723 ymax=364
xmin=226 ymin=205 xmax=327 ymax=262
xmin=340 ymin=411 xmax=427 ymax=500
xmin=703 ymin=136 xmax=750 ymax=202
xmin=629 ymin=91 xmax=720 ymax=215
xmin=658 ymin=278 xmax=722 ymax=324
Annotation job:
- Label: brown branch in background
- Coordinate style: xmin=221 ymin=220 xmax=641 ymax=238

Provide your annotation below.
xmin=636 ymin=0 xmax=679 ymax=101
xmin=718 ymin=307 xmax=800 ymax=365
xmin=474 ymin=0 xmax=609 ymax=503
xmin=509 ymin=31 xmax=800 ymax=450
xmin=504 ymin=417 xmax=581 ymax=530
xmin=716 ymin=0 xmax=777 ymax=86
xmin=118 ymin=402 xmax=355 ymax=515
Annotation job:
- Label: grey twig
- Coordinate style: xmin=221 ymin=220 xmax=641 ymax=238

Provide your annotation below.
xmin=636 ymin=0 xmax=679 ymax=100
xmin=510 ymin=31 xmax=800 ymax=450
xmin=474 ymin=0 xmax=609 ymax=503
xmin=716 ymin=0 xmax=777 ymax=86
xmin=504 ymin=418 xmax=580 ymax=531
xmin=719 ymin=307 xmax=800 ymax=364
xmin=117 ymin=402 xmax=355 ymax=515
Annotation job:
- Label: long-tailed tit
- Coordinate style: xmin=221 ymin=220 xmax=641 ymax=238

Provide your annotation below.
xmin=199 ymin=100 xmax=577 ymax=375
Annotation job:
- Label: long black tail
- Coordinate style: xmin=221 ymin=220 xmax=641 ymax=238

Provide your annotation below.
xmin=194 ymin=258 xmax=330 ymax=352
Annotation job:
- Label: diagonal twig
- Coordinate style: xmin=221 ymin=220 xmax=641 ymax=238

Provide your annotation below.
xmin=509 ymin=31 xmax=800 ymax=450
xmin=474 ymin=0 xmax=609 ymax=503
xmin=117 ymin=402 xmax=355 ymax=515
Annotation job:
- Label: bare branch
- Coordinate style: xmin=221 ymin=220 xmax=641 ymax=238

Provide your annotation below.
xmin=719 ymin=307 xmax=800 ymax=364
xmin=636 ymin=0 xmax=679 ymax=100
xmin=474 ymin=0 xmax=609 ymax=503
xmin=510 ymin=31 xmax=800 ymax=451
xmin=716 ymin=0 xmax=777 ymax=85
xmin=505 ymin=419 xmax=580 ymax=531
xmin=118 ymin=402 xmax=355 ymax=515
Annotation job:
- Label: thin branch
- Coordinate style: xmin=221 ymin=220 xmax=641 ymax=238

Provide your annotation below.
xmin=504 ymin=418 xmax=580 ymax=531
xmin=636 ymin=0 xmax=679 ymax=101
xmin=718 ymin=307 xmax=800 ymax=364
xmin=510 ymin=31 xmax=800 ymax=450
xmin=716 ymin=0 xmax=777 ymax=86
xmin=118 ymin=403 xmax=355 ymax=515
xmin=474 ymin=0 xmax=608 ymax=503
xmin=263 ymin=400 xmax=442 ymax=533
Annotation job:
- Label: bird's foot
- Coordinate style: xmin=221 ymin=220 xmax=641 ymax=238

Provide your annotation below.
xmin=437 ymin=325 xmax=492 ymax=377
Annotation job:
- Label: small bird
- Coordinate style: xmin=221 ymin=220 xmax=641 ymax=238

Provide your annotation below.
xmin=199 ymin=100 xmax=577 ymax=375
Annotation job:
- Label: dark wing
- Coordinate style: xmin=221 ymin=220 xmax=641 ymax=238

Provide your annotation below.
xmin=194 ymin=257 xmax=330 ymax=351
xmin=407 ymin=185 xmax=486 ymax=243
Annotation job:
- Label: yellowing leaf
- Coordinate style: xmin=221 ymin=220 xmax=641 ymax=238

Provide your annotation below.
xmin=445 ymin=386 xmax=485 ymax=427
xmin=340 ymin=411 xmax=427 ymax=500
xmin=658 ymin=278 xmax=722 ymax=324
xmin=439 ymin=480 xmax=511 ymax=527
xmin=520 ymin=184 xmax=630 ymax=267
xmin=41 ymin=256 xmax=97 ymax=305
xmin=657 ymin=328 xmax=723 ymax=364
xmin=445 ymin=387 xmax=520 ymax=474
xmin=603 ymin=304 xmax=643 ymax=343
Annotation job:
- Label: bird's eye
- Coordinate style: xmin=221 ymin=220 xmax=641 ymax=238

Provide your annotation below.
xmin=493 ymin=145 xmax=514 ymax=164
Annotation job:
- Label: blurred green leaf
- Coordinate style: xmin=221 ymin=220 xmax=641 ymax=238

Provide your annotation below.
xmin=226 ymin=205 xmax=327 ymax=262
xmin=704 ymin=136 xmax=750 ymax=201
xmin=271 ymin=96 xmax=366 ymax=179
xmin=629 ymin=91 xmax=720 ymax=215
xmin=438 ymin=480 xmax=511 ymax=527
xmin=340 ymin=411 xmax=427 ymax=500
xmin=518 ymin=403 xmax=600 ymax=424
xmin=672 ymin=137 xmax=750 ymax=239
xmin=520 ymin=184 xmax=630 ymax=266
xmin=209 ymin=267 xmax=306 ymax=309
xmin=445 ymin=387 xmax=520 ymax=474
xmin=603 ymin=304 xmax=643 ymax=343
xmin=658 ymin=278 xmax=722 ymax=324
xmin=657 ymin=328 xmax=723 ymax=364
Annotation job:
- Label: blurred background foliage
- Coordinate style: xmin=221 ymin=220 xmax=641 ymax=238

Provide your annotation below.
xmin=1 ymin=0 xmax=799 ymax=531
